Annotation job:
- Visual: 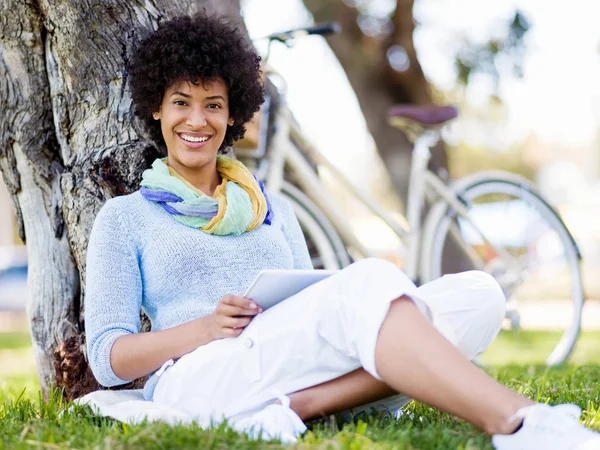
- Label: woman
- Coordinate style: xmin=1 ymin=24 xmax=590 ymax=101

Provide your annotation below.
xmin=84 ymin=13 xmax=599 ymax=449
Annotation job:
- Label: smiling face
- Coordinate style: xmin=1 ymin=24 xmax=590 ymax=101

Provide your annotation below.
xmin=155 ymin=78 xmax=233 ymax=179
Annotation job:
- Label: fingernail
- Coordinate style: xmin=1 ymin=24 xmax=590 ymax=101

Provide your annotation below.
xmin=249 ymin=302 xmax=257 ymax=309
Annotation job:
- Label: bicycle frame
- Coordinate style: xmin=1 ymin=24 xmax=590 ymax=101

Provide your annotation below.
xmin=241 ymin=27 xmax=584 ymax=366
xmin=241 ymin=65 xmax=518 ymax=282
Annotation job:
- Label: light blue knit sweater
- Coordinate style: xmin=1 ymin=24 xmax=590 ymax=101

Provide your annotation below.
xmin=84 ymin=190 xmax=312 ymax=400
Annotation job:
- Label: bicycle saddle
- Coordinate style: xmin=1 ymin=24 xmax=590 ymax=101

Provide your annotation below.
xmin=387 ymin=105 xmax=458 ymax=126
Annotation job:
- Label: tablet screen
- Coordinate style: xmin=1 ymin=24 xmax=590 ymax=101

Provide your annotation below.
xmin=243 ymin=269 xmax=337 ymax=310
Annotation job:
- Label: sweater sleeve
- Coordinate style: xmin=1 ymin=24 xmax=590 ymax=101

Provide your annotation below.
xmin=84 ymin=199 xmax=143 ymax=387
xmin=276 ymin=195 xmax=313 ymax=270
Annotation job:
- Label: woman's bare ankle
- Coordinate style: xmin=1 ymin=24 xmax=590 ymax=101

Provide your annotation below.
xmin=484 ymin=399 xmax=535 ymax=435
xmin=488 ymin=416 xmax=524 ymax=435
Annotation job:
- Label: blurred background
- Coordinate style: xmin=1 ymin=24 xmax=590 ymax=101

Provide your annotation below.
xmin=1 ymin=0 xmax=599 ymax=370
xmin=241 ymin=0 xmax=600 ymax=286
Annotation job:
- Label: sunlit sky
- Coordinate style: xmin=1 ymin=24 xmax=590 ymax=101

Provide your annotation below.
xmin=243 ymin=0 xmax=600 ymax=179
xmin=416 ymin=0 xmax=600 ymax=149
xmin=243 ymin=0 xmax=380 ymax=185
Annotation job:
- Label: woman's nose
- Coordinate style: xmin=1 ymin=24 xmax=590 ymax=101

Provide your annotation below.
xmin=186 ymin=108 xmax=208 ymax=127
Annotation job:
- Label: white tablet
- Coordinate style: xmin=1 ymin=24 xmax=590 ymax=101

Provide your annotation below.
xmin=243 ymin=269 xmax=338 ymax=310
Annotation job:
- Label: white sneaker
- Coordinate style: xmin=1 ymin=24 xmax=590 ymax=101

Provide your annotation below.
xmin=229 ymin=395 xmax=307 ymax=444
xmin=492 ymin=403 xmax=600 ymax=450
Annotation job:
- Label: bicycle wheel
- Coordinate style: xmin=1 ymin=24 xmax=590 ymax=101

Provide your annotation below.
xmin=281 ymin=181 xmax=351 ymax=270
xmin=421 ymin=172 xmax=584 ymax=366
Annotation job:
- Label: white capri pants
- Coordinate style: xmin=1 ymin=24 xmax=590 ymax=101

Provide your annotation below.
xmin=153 ymin=258 xmax=506 ymax=424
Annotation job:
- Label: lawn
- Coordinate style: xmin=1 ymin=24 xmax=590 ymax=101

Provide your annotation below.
xmin=480 ymin=330 xmax=600 ymax=366
xmin=1 ymin=330 xmax=599 ymax=449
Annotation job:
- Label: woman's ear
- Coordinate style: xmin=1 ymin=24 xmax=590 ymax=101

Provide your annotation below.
xmin=228 ymin=118 xmax=234 ymax=126
xmin=153 ymin=112 xmax=160 ymax=120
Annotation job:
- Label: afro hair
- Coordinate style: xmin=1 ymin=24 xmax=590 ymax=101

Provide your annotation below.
xmin=127 ymin=13 xmax=265 ymax=152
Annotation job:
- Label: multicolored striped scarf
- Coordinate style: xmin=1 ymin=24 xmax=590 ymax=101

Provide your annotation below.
xmin=140 ymin=157 xmax=273 ymax=235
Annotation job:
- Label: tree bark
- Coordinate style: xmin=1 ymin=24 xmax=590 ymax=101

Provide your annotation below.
xmin=0 ymin=0 xmax=242 ymax=399
xmin=303 ymin=0 xmax=447 ymax=199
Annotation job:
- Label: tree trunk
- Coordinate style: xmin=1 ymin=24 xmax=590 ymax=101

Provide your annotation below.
xmin=0 ymin=0 xmax=242 ymax=399
xmin=303 ymin=0 xmax=447 ymax=200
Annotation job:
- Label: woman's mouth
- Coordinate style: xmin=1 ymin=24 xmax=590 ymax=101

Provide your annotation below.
xmin=178 ymin=133 xmax=211 ymax=148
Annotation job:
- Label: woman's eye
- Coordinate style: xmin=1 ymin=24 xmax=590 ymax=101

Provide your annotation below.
xmin=174 ymin=100 xmax=187 ymax=106
xmin=207 ymin=103 xmax=222 ymax=109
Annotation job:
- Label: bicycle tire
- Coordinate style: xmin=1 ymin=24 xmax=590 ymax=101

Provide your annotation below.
xmin=280 ymin=181 xmax=351 ymax=270
xmin=420 ymin=172 xmax=584 ymax=366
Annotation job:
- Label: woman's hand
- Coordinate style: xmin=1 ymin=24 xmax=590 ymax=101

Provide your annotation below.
xmin=208 ymin=294 xmax=262 ymax=340
xmin=111 ymin=296 xmax=262 ymax=380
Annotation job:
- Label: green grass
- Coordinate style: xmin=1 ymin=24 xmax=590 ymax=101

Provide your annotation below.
xmin=0 ymin=332 xmax=599 ymax=449
xmin=480 ymin=330 xmax=600 ymax=366
xmin=0 ymin=332 xmax=33 ymax=351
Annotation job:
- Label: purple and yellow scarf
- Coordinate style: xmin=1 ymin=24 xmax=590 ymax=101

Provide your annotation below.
xmin=140 ymin=157 xmax=273 ymax=235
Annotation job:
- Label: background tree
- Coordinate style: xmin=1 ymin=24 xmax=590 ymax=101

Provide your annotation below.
xmin=303 ymin=0 xmax=436 ymax=198
xmin=0 ymin=0 xmax=243 ymax=398
xmin=302 ymin=0 xmax=529 ymax=199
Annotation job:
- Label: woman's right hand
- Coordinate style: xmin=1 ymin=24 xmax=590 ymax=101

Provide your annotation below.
xmin=208 ymin=294 xmax=262 ymax=340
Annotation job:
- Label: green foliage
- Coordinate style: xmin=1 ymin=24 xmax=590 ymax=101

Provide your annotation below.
xmin=455 ymin=10 xmax=531 ymax=89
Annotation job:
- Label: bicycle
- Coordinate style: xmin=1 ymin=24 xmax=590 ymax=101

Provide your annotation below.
xmin=235 ymin=24 xmax=585 ymax=367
